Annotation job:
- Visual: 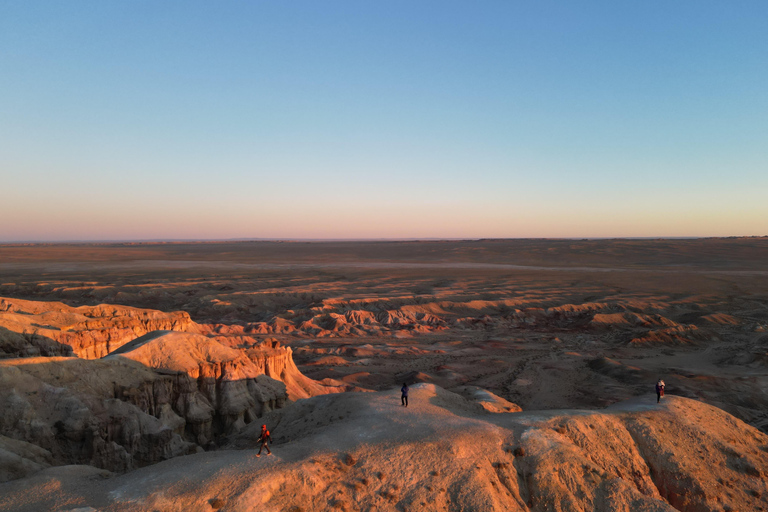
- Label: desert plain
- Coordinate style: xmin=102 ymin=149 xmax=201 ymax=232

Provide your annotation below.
xmin=1 ymin=238 xmax=768 ymax=511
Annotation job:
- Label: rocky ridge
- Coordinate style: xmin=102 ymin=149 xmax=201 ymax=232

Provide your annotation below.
xmin=0 ymin=297 xmax=196 ymax=359
xmin=206 ymin=297 xmax=716 ymax=345
xmin=1 ymin=388 xmax=766 ymax=512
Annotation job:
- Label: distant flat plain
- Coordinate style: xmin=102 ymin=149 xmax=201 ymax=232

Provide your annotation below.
xmin=2 ymin=238 xmax=767 ymax=431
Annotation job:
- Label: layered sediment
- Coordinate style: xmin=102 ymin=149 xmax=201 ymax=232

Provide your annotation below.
xmin=0 ymin=299 xmax=346 ymax=481
xmin=204 ymin=297 xmax=711 ymax=345
xmin=0 ymin=297 xmax=196 ymax=359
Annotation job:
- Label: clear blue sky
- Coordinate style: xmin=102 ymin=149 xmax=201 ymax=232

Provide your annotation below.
xmin=1 ymin=1 xmax=766 ymax=241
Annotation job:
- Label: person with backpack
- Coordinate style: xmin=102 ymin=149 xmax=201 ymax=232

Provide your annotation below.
xmin=256 ymin=424 xmax=272 ymax=457
xmin=656 ymin=379 xmax=665 ymax=403
xmin=401 ymin=383 xmax=409 ymax=407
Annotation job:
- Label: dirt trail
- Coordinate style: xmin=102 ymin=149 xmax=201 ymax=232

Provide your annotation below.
xmin=1 ymin=388 xmax=766 ymax=512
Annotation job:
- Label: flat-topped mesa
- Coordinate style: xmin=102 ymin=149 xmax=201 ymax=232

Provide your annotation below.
xmin=106 ymin=331 xmax=345 ymax=445
xmin=0 ymin=297 xmax=196 ymax=359
xmin=109 ymin=331 xmax=344 ymax=401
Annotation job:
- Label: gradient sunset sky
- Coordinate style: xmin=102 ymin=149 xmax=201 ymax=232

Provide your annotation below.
xmin=1 ymin=2 xmax=766 ymax=241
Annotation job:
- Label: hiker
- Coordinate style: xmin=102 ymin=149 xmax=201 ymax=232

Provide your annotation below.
xmin=401 ymin=383 xmax=409 ymax=407
xmin=256 ymin=424 xmax=272 ymax=457
xmin=656 ymin=379 xmax=665 ymax=403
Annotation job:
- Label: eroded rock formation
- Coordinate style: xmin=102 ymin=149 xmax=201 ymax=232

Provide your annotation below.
xmin=0 ymin=297 xmax=196 ymax=359
xmin=0 ymin=299 xmax=346 ymax=481
xmin=202 ymin=297 xmax=712 ymax=345
xmin=0 ymin=357 xmax=197 ymax=481
xmin=2 ymin=388 xmax=767 ymax=511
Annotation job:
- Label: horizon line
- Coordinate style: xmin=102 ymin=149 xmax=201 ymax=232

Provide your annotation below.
xmin=2 ymin=235 xmax=767 ymax=245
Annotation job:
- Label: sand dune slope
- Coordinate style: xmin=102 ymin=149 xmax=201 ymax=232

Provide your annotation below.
xmin=1 ymin=386 xmax=766 ymax=512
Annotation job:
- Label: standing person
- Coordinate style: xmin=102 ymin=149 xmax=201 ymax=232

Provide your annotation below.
xmin=401 ymin=383 xmax=409 ymax=407
xmin=656 ymin=379 xmax=665 ymax=403
xmin=256 ymin=424 xmax=272 ymax=457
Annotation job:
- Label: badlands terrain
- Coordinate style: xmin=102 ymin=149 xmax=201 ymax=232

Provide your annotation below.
xmin=0 ymin=238 xmax=767 ymax=511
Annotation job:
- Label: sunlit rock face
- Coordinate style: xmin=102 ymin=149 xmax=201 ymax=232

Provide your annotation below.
xmin=0 ymin=330 xmax=346 ymax=479
xmin=0 ymin=297 xmax=197 ymax=359
xmin=0 ymin=299 xmax=345 ymax=480
xmin=104 ymin=331 xmax=344 ymax=447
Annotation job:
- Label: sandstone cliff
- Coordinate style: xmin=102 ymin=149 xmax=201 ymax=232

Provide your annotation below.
xmin=110 ymin=330 xmax=343 ymax=401
xmin=0 ymin=352 xmax=289 ymax=481
xmin=0 ymin=356 xmax=197 ymax=481
xmin=0 ymin=297 xmax=196 ymax=359
xmin=0 ymin=327 xmax=348 ymax=482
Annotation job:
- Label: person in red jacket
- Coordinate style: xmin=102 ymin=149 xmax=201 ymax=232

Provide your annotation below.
xmin=256 ymin=424 xmax=272 ymax=456
xmin=655 ymin=379 xmax=665 ymax=403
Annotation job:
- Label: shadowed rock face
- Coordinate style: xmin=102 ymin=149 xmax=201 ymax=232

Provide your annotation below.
xmin=0 ymin=330 xmax=348 ymax=481
xmin=0 ymin=300 xmax=346 ymax=482
xmin=0 ymin=357 xmax=198 ymax=480
xmin=0 ymin=297 xmax=196 ymax=359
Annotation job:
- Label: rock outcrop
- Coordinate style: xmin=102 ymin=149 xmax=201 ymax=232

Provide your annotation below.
xmin=110 ymin=330 xmax=345 ymax=400
xmin=200 ymin=297 xmax=710 ymax=345
xmin=0 ymin=435 xmax=54 ymax=483
xmin=1 ymin=389 xmax=767 ymax=511
xmin=0 ymin=297 xmax=197 ymax=359
xmin=0 ymin=329 xmax=347 ymax=481
xmin=0 ymin=356 xmax=197 ymax=480
xmin=107 ymin=331 xmax=344 ymax=442
xmin=0 ymin=298 xmax=348 ymax=482
xmin=0 ymin=319 xmax=351 ymax=481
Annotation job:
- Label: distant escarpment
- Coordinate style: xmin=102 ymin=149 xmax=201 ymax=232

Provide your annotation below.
xmin=0 ymin=292 xmax=721 ymax=350
xmin=0 ymin=297 xmax=196 ymax=359
xmin=205 ymin=297 xmax=714 ymax=345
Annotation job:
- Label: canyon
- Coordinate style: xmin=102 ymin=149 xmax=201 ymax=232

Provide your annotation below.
xmin=0 ymin=238 xmax=767 ymax=511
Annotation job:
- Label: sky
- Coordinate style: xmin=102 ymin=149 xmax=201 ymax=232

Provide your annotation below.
xmin=1 ymin=1 xmax=766 ymax=241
